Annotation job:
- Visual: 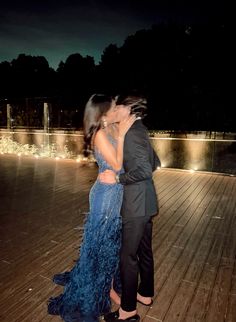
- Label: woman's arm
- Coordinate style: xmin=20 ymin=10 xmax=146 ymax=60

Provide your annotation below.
xmin=94 ymin=130 xmax=125 ymax=171
xmin=94 ymin=115 xmax=136 ymax=172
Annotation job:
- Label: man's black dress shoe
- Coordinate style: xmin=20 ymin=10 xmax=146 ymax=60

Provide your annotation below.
xmin=103 ymin=310 xmax=140 ymax=322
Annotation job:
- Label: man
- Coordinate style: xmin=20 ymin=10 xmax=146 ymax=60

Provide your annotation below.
xmin=99 ymin=95 xmax=160 ymax=322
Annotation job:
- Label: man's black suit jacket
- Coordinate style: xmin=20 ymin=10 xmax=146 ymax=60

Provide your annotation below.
xmin=119 ymin=119 xmax=160 ymax=218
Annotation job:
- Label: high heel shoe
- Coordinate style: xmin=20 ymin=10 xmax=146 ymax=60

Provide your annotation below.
xmin=52 ymin=271 xmax=71 ymax=286
xmin=137 ymin=299 xmax=153 ymax=307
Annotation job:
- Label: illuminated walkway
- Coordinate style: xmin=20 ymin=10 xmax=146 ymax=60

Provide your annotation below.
xmin=0 ymin=155 xmax=235 ymax=322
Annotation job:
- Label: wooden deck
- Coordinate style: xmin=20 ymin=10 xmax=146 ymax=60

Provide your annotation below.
xmin=0 ymin=155 xmax=235 ymax=322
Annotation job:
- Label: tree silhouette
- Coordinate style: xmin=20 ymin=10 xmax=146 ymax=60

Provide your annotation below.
xmin=0 ymin=21 xmax=231 ymax=131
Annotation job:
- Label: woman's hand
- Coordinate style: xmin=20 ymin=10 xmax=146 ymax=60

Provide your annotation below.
xmin=118 ymin=114 xmax=136 ymax=139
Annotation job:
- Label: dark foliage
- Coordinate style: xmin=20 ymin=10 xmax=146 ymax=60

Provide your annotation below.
xmin=0 ymin=21 xmax=231 ymax=131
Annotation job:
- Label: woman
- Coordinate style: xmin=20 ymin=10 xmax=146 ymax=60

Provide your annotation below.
xmin=47 ymin=94 xmax=136 ymax=322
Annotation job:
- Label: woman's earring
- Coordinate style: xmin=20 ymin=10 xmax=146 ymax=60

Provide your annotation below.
xmin=102 ymin=118 xmax=107 ymax=129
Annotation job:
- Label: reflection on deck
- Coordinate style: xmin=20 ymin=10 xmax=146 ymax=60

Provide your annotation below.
xmin=0 ymin=155 xmax=235 ymax=322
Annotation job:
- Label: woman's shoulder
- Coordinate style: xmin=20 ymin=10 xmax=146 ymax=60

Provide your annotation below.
xmin=94 ymin=128 xmax=106 ymax=141
xmin=94 ymin=129 xmax=116 ymax=148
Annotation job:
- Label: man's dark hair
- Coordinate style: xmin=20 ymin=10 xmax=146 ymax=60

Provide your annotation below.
xmin=116 ymin=94 xmax=147 ymax=118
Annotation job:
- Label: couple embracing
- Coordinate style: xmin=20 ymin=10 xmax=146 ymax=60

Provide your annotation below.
xmin=47 ymin=93 xmax=161 ymax=322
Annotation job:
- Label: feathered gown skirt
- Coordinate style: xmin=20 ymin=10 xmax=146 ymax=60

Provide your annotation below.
xmin=47 ymin=180 xmax=123 ymax=322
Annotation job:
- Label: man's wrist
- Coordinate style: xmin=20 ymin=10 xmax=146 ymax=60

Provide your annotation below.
xmin=115 ymin=174 xmax=120 ymax=183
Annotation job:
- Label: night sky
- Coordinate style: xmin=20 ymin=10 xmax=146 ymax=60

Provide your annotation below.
xmin=0 ymin=0 xmax=224 ymax=69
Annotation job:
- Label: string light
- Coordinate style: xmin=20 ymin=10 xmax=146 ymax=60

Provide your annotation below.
xmin=0 ymin=136 xmax=72 ymax=160
xmin=0 ymin=136 xmax=95 ymax=163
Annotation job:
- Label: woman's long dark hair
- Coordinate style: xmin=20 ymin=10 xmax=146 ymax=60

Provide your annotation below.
xmin=83 ymin=94 xmax=114 ymax=155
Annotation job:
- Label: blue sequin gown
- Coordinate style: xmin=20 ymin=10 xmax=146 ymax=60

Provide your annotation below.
xmin=47 ymin=137 xmax=123 ymax=322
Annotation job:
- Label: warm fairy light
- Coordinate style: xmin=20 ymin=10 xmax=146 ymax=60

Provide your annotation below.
xmin=0 ymin=136 xmax=72 ymax=160
xmin=76 ymin=155 xmax=83 ymax=162
xmin=76 ymin=154 xmax=95 ymax=163
xmin=0 ymin=136 xmax=96 ymax=163
xmin=189 ymin=169 xmax=195 ymax=173
xmin=0 ymin=136 xmax=37 ymax=155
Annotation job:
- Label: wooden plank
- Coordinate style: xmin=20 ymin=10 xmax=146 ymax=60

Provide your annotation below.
xmin=182 ymin=178 xmax=236 ymax=321
xmin=148 ymin=175 xmax=229 ymax=321
xmin=225 ymin=294 xmax=236 ymax=322
xmin=152 ymin=174 xmax=219 ymax=265
xmin=0 ymin=155 xmax=236 ymax=322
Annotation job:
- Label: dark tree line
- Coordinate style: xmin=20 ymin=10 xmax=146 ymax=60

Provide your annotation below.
xmin=0 ymin=21 xmax=231 ymax=131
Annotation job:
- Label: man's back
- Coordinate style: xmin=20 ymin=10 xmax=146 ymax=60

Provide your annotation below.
xmin=119 ymin=120 xmax=160 ymax=218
